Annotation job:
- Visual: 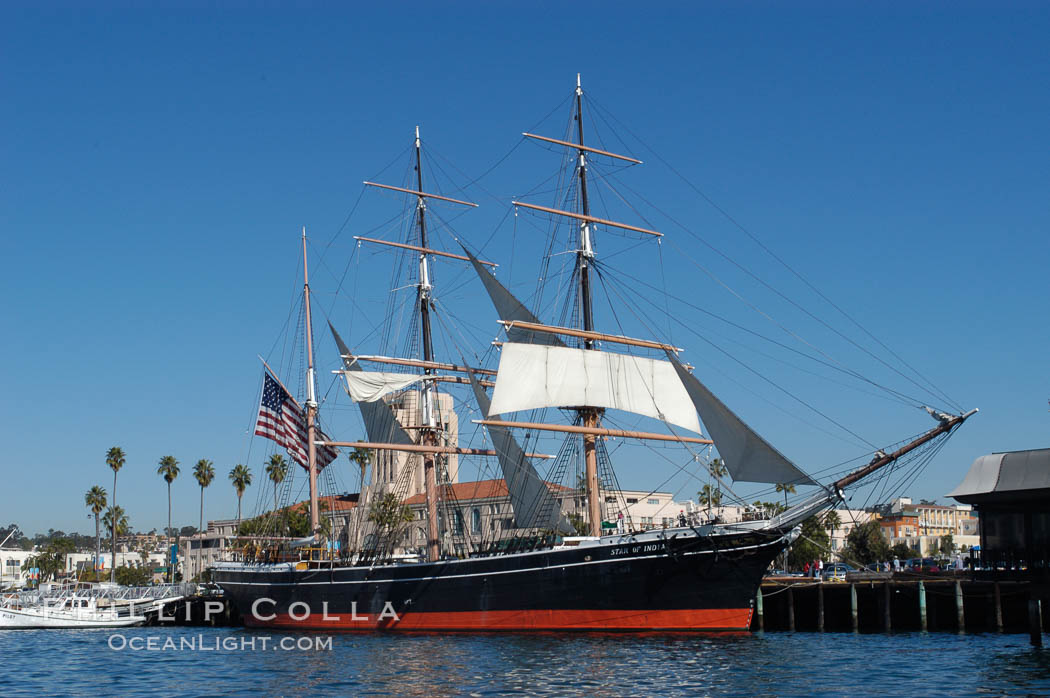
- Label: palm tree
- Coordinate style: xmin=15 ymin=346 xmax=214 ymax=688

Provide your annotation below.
xmin=265 ymin=454 xmax=289 ymax=512
xmin=193 ymin=459 xmax=215 ymax=580
xmin=349 ymin=445 xmax=373 ymax=488
xmin=229 ymin=464 xmax=252 ymax=527
xmin=157 ymin=455 xmax=180 ymax=582
xmin=106 ymin=446 xmax=126 ymax=583
xmin=698 ymin=484 xmax=722 ymax=515
xmin=775 ymin=482 xmax=796 ymax=510
xmin=822 ymin=510 xmax=841 ymax=538
xmin=348 ymin=445 xmax=373 ymax=550
xmin=102 ymin=506 xmax=130 ymax=570
xmin=708 ymin=458 xmax=727 ymax=514
xmin=775 ymin=483 xmax=797 ymax=571
xmin=84 ymin=486 xmax=107 ymax=576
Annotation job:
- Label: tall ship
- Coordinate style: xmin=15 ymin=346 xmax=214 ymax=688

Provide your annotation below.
xmin=211 ymin=77 xmax=976 ymax=631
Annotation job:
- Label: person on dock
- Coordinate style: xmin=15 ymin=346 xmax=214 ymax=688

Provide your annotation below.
xmin=893 ymin=556 xmax=901 ymax=572
xmin=803 ymin=561 xmax=810 ymax=576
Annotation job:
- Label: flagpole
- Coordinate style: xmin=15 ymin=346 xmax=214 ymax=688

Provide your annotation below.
xmin=302 ymin=227 xmax=321 ymax=537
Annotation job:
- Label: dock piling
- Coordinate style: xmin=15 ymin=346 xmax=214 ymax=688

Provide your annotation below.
xmin=787 ymin=585 xmax=795 ymax=632
xmin=1029 ymin=599 xmax=1043 ymax=648
xmin=883 ymin=581 xmax=892 ymax=633
xmin=817 ymin=582 xmax=824 ymax=632
xmin=955 ymin=580 xmax=965 ymax=632
xmin=850 ymin=584 xmax=858 ymax=632
xmin=756 ymin=588 xmax=764 ymax=631
xmin=994 ymin=582 xmax=1003 ymax=632
xmin=919 ymin=581 xmax=927 ymax=632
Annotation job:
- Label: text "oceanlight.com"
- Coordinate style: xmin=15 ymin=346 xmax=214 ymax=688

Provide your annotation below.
xmin=108 ymin=635 xmax=332 ymax=652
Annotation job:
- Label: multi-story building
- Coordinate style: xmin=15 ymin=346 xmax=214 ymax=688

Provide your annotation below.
xmin=880 ymin=497 xmax=980 ymax=554
xmin=879 ymin=512 xmax=920 ymax=542
xmin=371 ymin=390 xmax=459 ymax=498
xmin=889 ymin=497 xmax=975 ymax=537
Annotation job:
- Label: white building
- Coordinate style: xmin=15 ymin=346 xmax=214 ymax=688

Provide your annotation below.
xmin=371 ymin=390 xmax=460 ymax=498
xmin=181 ymin=518 xmax=241 ymax=581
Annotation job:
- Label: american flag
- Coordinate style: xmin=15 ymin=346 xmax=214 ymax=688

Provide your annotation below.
xmin=255 ymin=371 xmax=339 ymax=471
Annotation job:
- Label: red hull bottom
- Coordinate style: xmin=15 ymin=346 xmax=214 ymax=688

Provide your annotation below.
xmin=244 ymin=608 xmax=754 ymax=632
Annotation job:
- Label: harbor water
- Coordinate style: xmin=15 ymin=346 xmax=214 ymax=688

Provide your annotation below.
xmin=1 ymin=627 xmax=1047 ymax=696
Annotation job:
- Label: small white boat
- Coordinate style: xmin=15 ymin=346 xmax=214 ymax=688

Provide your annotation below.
xmin=0 ymin=582 xmax=194 ymax=629
xmin=0 ymin=593 xmax=146 ymax=629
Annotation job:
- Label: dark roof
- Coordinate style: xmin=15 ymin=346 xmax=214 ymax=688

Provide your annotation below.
xmin=947 ymin=448 xmax=1050 ymax=504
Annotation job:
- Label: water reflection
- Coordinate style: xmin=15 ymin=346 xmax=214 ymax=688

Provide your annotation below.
xmin=1 ymin=627 xmax=1047 ymax=697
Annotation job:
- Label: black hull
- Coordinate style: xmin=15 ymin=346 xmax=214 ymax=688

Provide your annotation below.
xmin=212 ymin=527 xmax=788 ymax=631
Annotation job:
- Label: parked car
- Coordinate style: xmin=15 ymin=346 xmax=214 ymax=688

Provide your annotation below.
xmin=822 ymin=562 xmax=855 ymax=581
xmin=904 ymin=558 xmax=941 ymax=572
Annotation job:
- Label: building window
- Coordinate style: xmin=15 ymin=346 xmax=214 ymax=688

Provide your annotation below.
xmin=626 ymin=498 xmax=638 ymax=504
xmin=471 ymin=508 xmax=481 ymax=534
xmin=605 ymin=497 xmax=616 ymax=503
xmin=647 ymin=499 xmax=660 ymax=505
xmin=454 ymin=510 xmax=464 ymax=535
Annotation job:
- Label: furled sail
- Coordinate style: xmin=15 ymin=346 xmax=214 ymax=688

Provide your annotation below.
xmin=489 ymin=343 xmax=704 ymax=435
xmin=342 ymin=370 xmax=428 ymax=403
xmin=667 ymin=353 xmax=817 ymax=486
xmin=460 ymin=245 xmax=565 ymax=347
xmin=329 ymin=323 xmax=415 ymax=446
xmin=466 ymin=366 xmax=575 ymax=535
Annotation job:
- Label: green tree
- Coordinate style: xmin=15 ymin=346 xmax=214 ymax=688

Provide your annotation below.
xmin=229 ymin=464 xmax=253 ymax=525
xmin=843 ymin=520 xmax=890 ymax=565
xmin=84 ymin=485 xmax=107 ymax=574
xmin=940 ymin=533 xmax=955 ymax=556
xmin=25 ymin=538 xmax=75 ymax=583
xmin=759 ymin=501 xmax=785 ymax=517
xmin=775 ymin=483 xmax=796 ymax=510
xmin=192 ymin=459 xmax=215 ymax=580
xmin=368 ymin=493 xmax=413 ymax=533
xmin=348 ymin=445 xmax=373 ymax=490
xmin=822 ymin=510 xmax=841 ymax=538
xmin=102 ymin=506 xmax=130 ymax=537
xmin=566 ymin=513 xmax=589 ymax=536
xmin=106 ymin=446 xmax=126 ymax=583
xmin=114 ymin=565 xmax=150 ymax=586
xmin=891 ymin=542 xmax=918 ymax=559
xmin=238 ymin=499 xmax=332 ymax=538
xmin=699 ymin=484 xmax=722 ymax=513
xmin=787 ymin=516 xmax=831 ymax=569
xmin=265 ymin=454 xmax=289 ymax=511
xmin=157 ymin=455 xmax=180 ymax=582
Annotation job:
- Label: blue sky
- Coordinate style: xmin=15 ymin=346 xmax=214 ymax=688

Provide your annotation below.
xmin=2 ymin=3 xmax=1047 ymax=535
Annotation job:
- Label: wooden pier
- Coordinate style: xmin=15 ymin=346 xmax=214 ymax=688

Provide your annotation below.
xmin=753 ymin=574 xmax=1046 ymax=644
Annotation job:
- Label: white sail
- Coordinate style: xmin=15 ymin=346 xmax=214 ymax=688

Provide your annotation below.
xmin=668 ymin=353 xmax=818 ymax=487
xmin=329 ymin=323 xmax=415 ymax=446
xmin=342 ymin=370 xmax=428 ymax=402
xmin=461 ymin=244 xmax=565 ymax=347
xmin=488 ymin=343 xmax=703 ymax=435
xmin=465 ymin=367 xmax=575 ymax=535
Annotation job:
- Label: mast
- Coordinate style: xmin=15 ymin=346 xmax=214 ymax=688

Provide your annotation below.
xmin=415 ymin=126 xmax=441 ymax=562
xmin=302 ymin=227 xmax=321 ymax=535
xmin=573 ymin=74 xmax=603 ymax=536
xmin=832 ymin=409 xmax=979 ymax=491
